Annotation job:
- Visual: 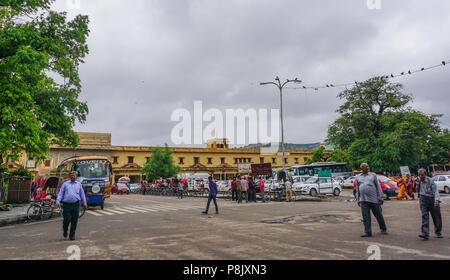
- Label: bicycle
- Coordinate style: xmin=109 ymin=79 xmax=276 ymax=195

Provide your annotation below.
xmin=27 ymin=198 xmax=56 ymax=221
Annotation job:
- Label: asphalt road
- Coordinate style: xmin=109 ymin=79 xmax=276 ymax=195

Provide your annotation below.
xmin=1 ymin=192 xmax=449 ymax=260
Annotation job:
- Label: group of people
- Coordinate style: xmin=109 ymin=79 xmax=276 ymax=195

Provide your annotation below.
xmin=396 ymin=175 xmax=416 ymax=200
xmin=229 ymin=176 xmax=267 ymax=204
xmin=355 ymin=163 xmax=443 ymax=240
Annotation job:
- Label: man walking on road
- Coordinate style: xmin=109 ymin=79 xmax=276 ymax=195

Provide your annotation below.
xmin=231 ymin=177 xmax=238 ymax=202
xmin=355 ymin=163 xmax=388 ymax=237
xmin=55 ymin=171 xmax=88 ymax=241
xmin=285 ymin=179 xmax=293 ymax=202
xmin=202 ymin=176 xmax=219 ymax=215
xmin=417 ymin=169 xmax=443 ymax=240
xmin=240 ymin=176 xmax=249 ymax=203
xmin=236 ymin=176 xmax=243 ymax=204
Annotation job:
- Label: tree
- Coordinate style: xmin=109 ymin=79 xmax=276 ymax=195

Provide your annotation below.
xmin=306 ymin=146 xmax=329 ymax=164
xmin=328 ymin=149 xmax=348 ymax=163
xmin=326 ymin=77 xmax=447 ymax=173
xmin=141 ymin=145 xmax=182 ymax=182
xmin=0 ymin=0 xmax=90 ymax=187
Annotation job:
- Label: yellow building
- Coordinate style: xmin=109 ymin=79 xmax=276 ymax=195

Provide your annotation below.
xmin=29 ymin=133 xmax=318 ymax=183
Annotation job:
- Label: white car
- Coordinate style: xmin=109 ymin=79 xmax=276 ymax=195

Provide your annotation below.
xmin=342 ymin=176 xmax=356 ymax=188
xmin=295 ymin=177 xmax=342 ymax=197
xmin=292 ymin=176 xmax=312 ymax=191
xmin=266 ymin=179 xmax=281 ymax=191
xmin=432 ymin=175 xmax=450 ymax=194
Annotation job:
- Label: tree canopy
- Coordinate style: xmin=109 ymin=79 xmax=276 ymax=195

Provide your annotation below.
xmin=326 ymin=77 xmax=448 ymax=173
xmin=141 ymin=145 xmax=182 ymax=181
xmin=0 ymin=0 xmax=90 ymax=167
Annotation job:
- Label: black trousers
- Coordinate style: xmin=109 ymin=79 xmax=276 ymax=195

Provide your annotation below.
xmin=360 ymin=201 xmax=387 ymax=234
xmin=231 ymin=189 xmax=238 ymax=201
xmin=63 ymin=202 xmax=80 ymax=238
xmin=420 ymin=196 xmax=442 ymax=236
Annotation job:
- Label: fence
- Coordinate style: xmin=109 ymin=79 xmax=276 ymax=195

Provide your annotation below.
xmin=5 ymin=176 xmax=31 ymax=204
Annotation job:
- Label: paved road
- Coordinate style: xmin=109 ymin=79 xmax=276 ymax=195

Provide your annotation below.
xmin=1 ymin=194 xmax=449 ymax=260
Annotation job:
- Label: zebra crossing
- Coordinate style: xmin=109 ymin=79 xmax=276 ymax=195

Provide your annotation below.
xmin=85 ymin=203 xmax=204 ymax=217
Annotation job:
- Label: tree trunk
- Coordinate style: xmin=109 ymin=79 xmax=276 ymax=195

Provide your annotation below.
xmin=0 ymin=154 xmax=4 ymax=195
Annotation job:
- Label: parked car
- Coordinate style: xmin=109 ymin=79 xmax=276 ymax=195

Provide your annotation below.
xmin=294 ymin=177 xmax=341 ymax=197
xmin=353 ymin=174 xmax=399 ymax=200
xmin=266 ymin=179 xmax=281 ymax=191
xmin=432 ymin=175 xmax=450 ymax=194
xmin=343 ymin=176 xmax=356 ymax=188
xmin=334 ymin=176 xmax=349 ymax=188
xmin=117 ymin=183 xmax=130 ymax=195
xmin=292 ymin=176 xmax=312 ymax=191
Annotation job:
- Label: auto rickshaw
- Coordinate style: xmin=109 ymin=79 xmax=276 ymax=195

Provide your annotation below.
xmin=83 ymin=179 xmax=106 ymax=209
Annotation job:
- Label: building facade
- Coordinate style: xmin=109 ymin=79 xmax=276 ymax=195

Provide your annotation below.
xmin=30 ymin=133 xmax=317 ymax=183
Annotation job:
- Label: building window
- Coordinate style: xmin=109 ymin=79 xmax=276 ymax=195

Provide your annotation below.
xmin=295 ymin=158 xmax=299 ymax=164
xmin=45 ymin=160 xmax=51 ymax=167
xmin=128 ymin=156 xmax=134 ymax=164
xmin=248 ymin=158 xmax=252 ymax=163
xmin=304 ymin=157 xmax=309 ymax=163
xmin=234 ymin=158 xmax=238 ymax=164
xmin=221 ymin=158 xmax=225 ymax=164
xmin=194 ymin=157 xmax=200 ymax=164
xmin=208 ymin=158 xmax=213 ymax=165
xmin=145 ymin=157 xmax=150 ymax=163
xmin=284 ymin=158 xmax=288 ymax=165
xmin=6 ymin=155 xmax=12 ymax=162
xmin=260 ymin=157 xmax=264 ymax=164
xmin=179 ymin=157 xmax=184 ymax=165
xmin=272 ymin=158 xmax=276 ymax=164
xmin=113 ymin=157 xmax=118 ymax=164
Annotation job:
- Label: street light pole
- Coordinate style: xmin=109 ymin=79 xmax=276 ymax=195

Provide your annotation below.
xmin=260 ymin=77 xmax=302 ymax=172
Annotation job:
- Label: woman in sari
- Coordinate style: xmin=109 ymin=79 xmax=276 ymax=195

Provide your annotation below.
xmin=397 ymin=177 xmax=408 ymax=200
xmin=405 ymin=175 xmax=415 ymax=200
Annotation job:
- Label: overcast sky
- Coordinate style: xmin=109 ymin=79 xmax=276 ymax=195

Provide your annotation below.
xmin=53 ymin=0 xmax=450 ymax=147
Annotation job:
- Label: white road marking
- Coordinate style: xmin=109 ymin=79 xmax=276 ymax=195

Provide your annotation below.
xmin=113 ymin=208 xmax=138 ymax=214
xmin=139 ymin=204 xmax=179 ymax=211
xmin=121 ymin=207 xmax=149 ymax=213
xmin=103 ymin=209 xmax=127 ymax=215
xmin=86 ymin=210 xmax=103 ymax=216
xmin=128 ymin=205 xmax=159 ymax=212
xmin=94 ymin=210 xmax=116 ymax=216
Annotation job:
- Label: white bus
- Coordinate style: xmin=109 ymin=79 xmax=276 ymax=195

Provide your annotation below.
xmin=289 ymin=162 xmax=352 ymax=178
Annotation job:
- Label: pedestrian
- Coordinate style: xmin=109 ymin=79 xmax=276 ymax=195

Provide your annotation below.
xmin=248 ymin=177 xmax=256 ymax=202
xmin=355 ymin=163 xmax=388 ymax=237
xmin=417 ymin=169 xmax=443 ymax=240
xmin=202 ymin=176 xmax=219 ymax=215
xmin=285 ymin=180 xmax=293 ymax=202
xmin=260 ymin=178 xmax=266 ymax=203
xmin=405 ymin=175 xmax=415 ymax=200
xmin=177 ymin=179 xmax=184 ymax=199
xmin=236 ymin=176 xmax=243 ymax=204
xmin=240 ymin=176 xmax=249 ymax=203
xmin=141 ymin=181 xmax=146 ymax=195
xmin=231 ymin=177 xmax=238 ymax=202
xmin=397 ymin=177 xmax=408 ymax=200
xmin=55 ymin=171 xmax=88 ymax=241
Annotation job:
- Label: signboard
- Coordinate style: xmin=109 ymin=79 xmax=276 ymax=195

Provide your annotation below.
xmin=251 ymin=163 xmax=272 ymax=176
xmin=400 ymin=166 xmax=411 ymax=176
xmin=318 ymin=171 xmax=332 ymax=178
xmin=277 ymin=152 xmax=290 ymax=156
xmin=238 ymin=163 xmax=252 ymax=174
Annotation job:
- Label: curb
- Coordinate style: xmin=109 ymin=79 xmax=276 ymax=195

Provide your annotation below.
xmin=0 ymin=215 xmax=28 ymax=227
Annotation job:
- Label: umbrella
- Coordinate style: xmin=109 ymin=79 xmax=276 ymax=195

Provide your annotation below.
xmin=118 ymin=177 xmax=130 ymax=183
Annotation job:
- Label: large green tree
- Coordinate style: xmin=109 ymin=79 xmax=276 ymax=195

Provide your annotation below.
xmin=0 ymin=0 xmax=90 ymax=183
xmin=141 ymin=145 xmax=182 ymax=182
xmin=326 ymin=77 xmax=447 ymax=173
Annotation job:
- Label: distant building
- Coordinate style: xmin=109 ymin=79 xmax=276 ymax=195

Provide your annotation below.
xmin=24 ymin=133 xmax=323 ymax=183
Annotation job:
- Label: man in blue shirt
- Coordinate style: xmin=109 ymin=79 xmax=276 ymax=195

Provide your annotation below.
xmin=56 ymin=171 xmax=88 ymax=240
xmin=202 ymin=176 xmax=219 ymax=215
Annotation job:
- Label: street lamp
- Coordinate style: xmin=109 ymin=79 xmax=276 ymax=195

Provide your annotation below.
xmin=260 ymin=77 xmax=302 ymax=171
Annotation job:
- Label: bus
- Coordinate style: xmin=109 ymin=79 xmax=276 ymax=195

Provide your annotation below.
xmin=289 ymin=162 xmax=352 ymax=178
xmin=42 ymin=156 xmax=114 ymax=200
